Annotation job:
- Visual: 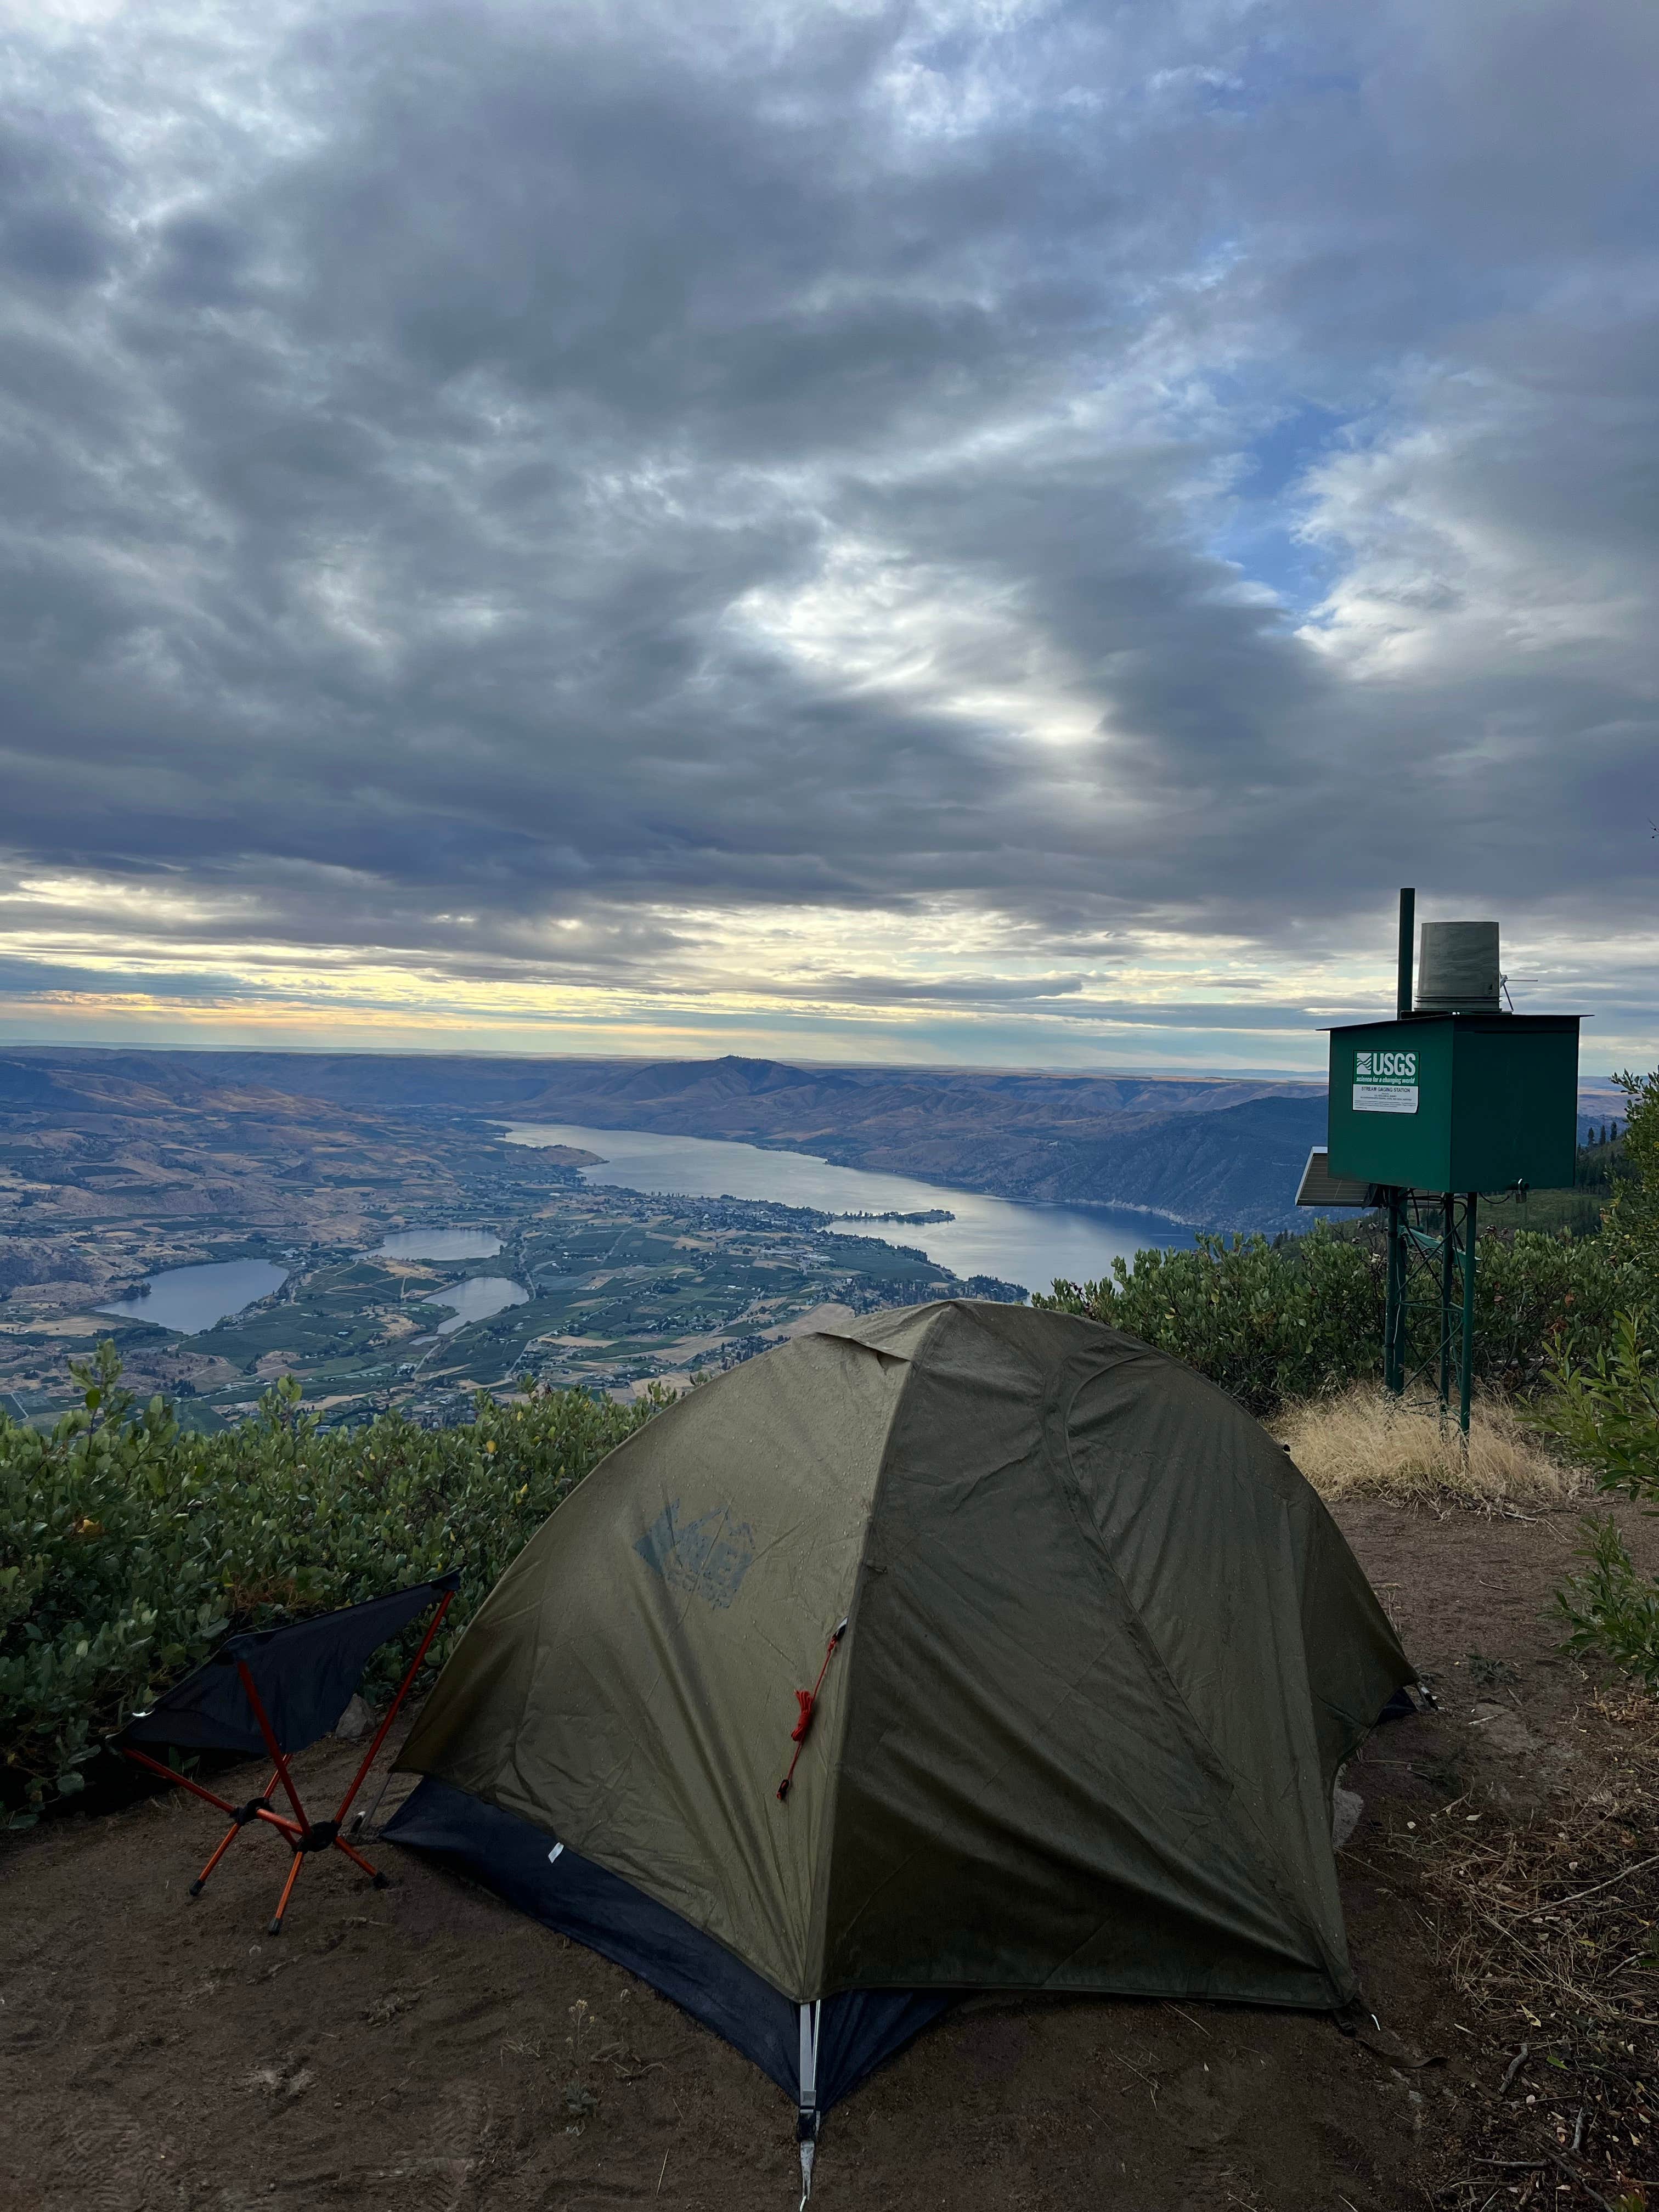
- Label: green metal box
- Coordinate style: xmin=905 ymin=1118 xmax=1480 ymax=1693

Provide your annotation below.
xmin=1326 ymin=1013 xmax=1579 ymax=1194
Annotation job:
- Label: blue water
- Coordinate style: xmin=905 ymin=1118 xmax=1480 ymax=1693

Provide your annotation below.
xmin=425 ymin=1276 xmax=531 ymax=1336
xmin=500 ymin=1122 xmax=1192 ymax=1297
xmin=370 ymin=1229 xmax=502 ymax=1261
xmin=95 ymin=1257 xmax=290 ymax=1335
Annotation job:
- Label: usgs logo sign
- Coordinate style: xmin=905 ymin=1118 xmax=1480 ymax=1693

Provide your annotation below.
xmin=1353 ymin=1047 xmax=1419 ymax=1115
xmin=1355 ymin=1050 xmax=1416 ymax=1080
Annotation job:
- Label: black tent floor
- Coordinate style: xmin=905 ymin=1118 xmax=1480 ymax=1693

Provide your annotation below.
xmin=383 ymin=1778 xmax=949 ymax=2115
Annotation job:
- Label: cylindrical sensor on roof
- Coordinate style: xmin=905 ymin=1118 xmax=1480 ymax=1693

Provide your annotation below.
xmin=1414 ymin=921 xmax=1502 ymax=1013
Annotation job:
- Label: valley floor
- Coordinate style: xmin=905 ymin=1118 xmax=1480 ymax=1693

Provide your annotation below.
xmin=3 ymin=1501 xmax=1656 ymax=2212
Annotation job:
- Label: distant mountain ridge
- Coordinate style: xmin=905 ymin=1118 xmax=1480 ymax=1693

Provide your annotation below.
xmin=4 ymin=1047 xmax=1329 ymax=1233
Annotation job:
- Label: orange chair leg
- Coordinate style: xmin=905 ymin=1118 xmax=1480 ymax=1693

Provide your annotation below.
xmin=268 ymin=1850 xmax=304 ymax=1937
xmin=333 ymin=1833 xmax=391 ymax=1889
xmin=189 ymin=1764 xmax=281 ymax=1899
xmin=190 ymin=1819 xmax=242 ymax=1899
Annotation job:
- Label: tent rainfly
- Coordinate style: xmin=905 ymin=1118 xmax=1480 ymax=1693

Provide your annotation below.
xmin=387 ymin=1300 xmax=1417 ymax=2193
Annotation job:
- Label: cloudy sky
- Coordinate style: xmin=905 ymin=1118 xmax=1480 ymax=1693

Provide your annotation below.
xmin=1 ymin=0 xmax=1654 ymax=1075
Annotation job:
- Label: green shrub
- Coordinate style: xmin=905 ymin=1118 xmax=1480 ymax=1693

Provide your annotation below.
xmin=1530 ymin=1060 xmax=1659 ymax=1692
xmin=1475 ymin=1223 xmax=1643 ymax=1387
xmin=1534 ymin=1313 xmax=1659 ymax=1691
xmin=1554 ymin=1515 xmax=1659 ymax=1694
xmin=1037 ymin=1222 xmax=1640 ymax=1415
xmin=1602 ymin=1066 xmax=1659 ymax=1278
xmin=1037 ymin=1227 xmax=1383 ymax=1414
xmin=1534 ymin=1312 xmax=1659 ymax=1494
xmin=1 ymin=1342 xmax=652 ymax=1826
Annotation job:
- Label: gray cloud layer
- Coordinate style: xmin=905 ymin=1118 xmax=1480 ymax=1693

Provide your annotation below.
xmin=1 ymin=0 xmax=1655 ymax=1057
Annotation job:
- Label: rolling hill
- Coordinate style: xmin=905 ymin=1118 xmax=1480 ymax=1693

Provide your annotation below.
xmin=4 ymin=1048 xmax=1329 ymax=1232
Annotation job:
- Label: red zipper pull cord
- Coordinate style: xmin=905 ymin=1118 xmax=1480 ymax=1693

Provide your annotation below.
xmin=776 ymin=1619 xmax=848 ymax=1802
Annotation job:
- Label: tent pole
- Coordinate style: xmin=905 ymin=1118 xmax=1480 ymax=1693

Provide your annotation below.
xmin=797 ymin=2001 xmax=820 ymax=2204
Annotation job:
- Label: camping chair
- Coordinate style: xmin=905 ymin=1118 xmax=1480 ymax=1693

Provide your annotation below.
xmin=111 ymin=1571 xmax=460 ymax=1935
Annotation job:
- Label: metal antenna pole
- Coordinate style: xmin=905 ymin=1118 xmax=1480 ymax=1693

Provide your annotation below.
xmin=1396 ymin=888 xmax=1416 ymax=1018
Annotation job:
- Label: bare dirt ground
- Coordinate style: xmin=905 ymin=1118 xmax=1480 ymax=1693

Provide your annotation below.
xmin=4 ymin=1499 xmax=1656 ymax=2212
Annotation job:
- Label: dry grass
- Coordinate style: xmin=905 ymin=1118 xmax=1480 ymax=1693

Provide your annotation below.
xmin=1394 ymin=1690 xmax=1659 ymax=2210
xmin=1275 ymin=1385 xmax=1589 ymax=1512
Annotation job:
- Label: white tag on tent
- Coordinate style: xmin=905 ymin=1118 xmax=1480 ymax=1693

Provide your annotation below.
xmin=548 ymin=1843 xmax=564 ymax=1865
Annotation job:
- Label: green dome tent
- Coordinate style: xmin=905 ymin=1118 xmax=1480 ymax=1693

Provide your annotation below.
xmin=387 ymin=1300 xmax=1414 ymax=2186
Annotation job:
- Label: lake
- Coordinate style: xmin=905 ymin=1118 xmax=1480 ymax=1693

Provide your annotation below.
xmin=95 ymin=1257 xmax=291 ymax=1336
xmin=370 ymin=1229 xmax=503 ymax=1261
xmin=499 ymin=1123 xmax=1193 ymax=1295
xmin=425 ymin=1276 xmax=532 ymax=1336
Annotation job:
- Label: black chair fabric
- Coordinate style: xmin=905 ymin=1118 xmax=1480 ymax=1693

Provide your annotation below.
xmin=114 ymin=1573 xmax=460 ymax=1759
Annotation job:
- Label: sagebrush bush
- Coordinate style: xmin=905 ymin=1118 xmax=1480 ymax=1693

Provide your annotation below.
xmin=1 ymin=1342 xmax=652 ymax=1825
xmin=1037 ymin=1223 xmax=1640 ymax=1414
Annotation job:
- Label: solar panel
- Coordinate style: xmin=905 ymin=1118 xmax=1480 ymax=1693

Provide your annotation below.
xmin=1295 ymin=1147 xmax=1380 ymax=1209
